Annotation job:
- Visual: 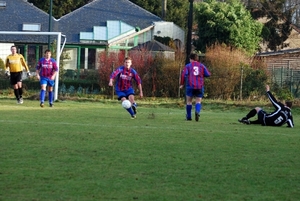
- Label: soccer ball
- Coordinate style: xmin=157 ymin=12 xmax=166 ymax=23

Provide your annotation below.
xmin=122 ymin=100 xmax=132 ymax=109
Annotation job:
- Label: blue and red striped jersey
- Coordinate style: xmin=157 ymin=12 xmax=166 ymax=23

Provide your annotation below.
xmin=36 ymin=58 xmax=58 ymax=78
xmin=110 ymin=66 xmax=142 ymax=91
xmin=180 ymin=61 xmax=211 ymax=89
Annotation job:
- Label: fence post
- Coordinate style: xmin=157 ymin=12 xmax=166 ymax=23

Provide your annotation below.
xmin=281 ymin=66 xmax=283 ymax=87
xmin=290 ymin=68 xmax=293 ymax=95
xmin=178 ymin=63 xmax=182 ymax=98
xmin=240 ymin=66 xmax=243 ymax=100
xmin=111 ymin=62 xmax=114 ymax=100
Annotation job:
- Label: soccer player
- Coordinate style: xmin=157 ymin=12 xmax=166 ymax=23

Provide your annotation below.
xmin=239 ymin=85 xmax=294 ymax=127
xmin=180 ymin=53 xmax=211 ymax=121
xmin=36 ymin=49 xmax=58 ymax=107
xmin=5 ymin=45 xmax=31 ymax=104
xmin=108 ymin=57 xmax=143 ymax=119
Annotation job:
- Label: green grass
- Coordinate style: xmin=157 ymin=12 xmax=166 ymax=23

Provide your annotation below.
xmin=0 ymin=98 xmax=299 ymax=201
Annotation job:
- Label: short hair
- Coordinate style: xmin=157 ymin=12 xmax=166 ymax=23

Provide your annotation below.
xmin=44 ymin=49 xmax=51 ymax=54
xmin=285 ymin=101 xmax=293 ymax=108
xmin=11 ymin=45 xmax=17 ymax=49
xmin=189 ymin=53 xmax=198 ymax=61
xmin=124 ymin=57 xmax=132 ymax=61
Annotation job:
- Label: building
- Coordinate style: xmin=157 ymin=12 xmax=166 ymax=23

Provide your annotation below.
xmin=0 ymin=0 xmax=185 ymax=73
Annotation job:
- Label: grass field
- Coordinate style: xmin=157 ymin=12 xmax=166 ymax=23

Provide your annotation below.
xmin=0 ymin=98 xmax=299 ymax=201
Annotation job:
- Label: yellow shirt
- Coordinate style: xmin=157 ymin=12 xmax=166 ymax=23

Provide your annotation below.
xmin=5 ymin=54 xmax=29 ymax=73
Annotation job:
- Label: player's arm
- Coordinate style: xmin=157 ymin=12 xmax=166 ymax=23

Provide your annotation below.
xmin=179 ymin=67 xmax=187 ymax=88
xmin=138 ymin=84 xmax=143 ymax=98
xmin=134 ymin=73 xmax=143 ymax=98
xmin=108 ymin=68 xmax=121 ymax=86
xmin=35 ymin=60 xmax=41 ymax=80
xmin=51 ymin=59 xmax=58 ymax=80
xmin=5 ymin=57 xmax=10 ymax=71
xmin=202 ymin=64 xmax=211 ymax=77
xmin=266 ymin=85 xmax=282 ymax=109
xmin=20 ymin=55 xmax=30 ymax=72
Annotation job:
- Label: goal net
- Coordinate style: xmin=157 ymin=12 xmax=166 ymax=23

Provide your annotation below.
xmin=0 ymin=31 xmax=66 ymax=101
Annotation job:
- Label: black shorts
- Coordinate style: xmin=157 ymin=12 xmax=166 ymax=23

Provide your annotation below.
xmin=10 ymin=72 xmax=23 ymax=85
xmin=257 ymin=110 xmax=266 ymax=125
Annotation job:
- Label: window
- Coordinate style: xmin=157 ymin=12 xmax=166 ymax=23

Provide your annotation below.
xmin=0 ymin=1 xmax=6 ymax=7
xmin=22 ymin=23 xmax=41 ymax=31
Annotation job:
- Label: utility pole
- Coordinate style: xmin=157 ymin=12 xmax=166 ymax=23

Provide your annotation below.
xmin=48 ymin=0 xmax=53 ymax=49
xmin=162 ymin=0 xmax=167 ymax=20
xmin=185 ymin=0 xmax=194 ymax=64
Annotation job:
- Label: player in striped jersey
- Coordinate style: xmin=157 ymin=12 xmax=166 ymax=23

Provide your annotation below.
xmin=180 ymin=53 xmax=211 ymax=121
xmin=36 ymin=49 xmax=58 ymax=107
xmin=5 ymin=45 xmax=31 ymax=104
xmin=109 ymin=57 xmax=143 ymax=119
xmin=239 ymin=85 xmax=294 ymax=127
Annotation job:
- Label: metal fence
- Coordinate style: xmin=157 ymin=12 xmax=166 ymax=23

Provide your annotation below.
xmin=267 ymin=66 xmax=300 ymax=98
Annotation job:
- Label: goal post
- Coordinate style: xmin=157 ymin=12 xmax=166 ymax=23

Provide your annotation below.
xmin=0 ymin=31 xmax=66 ymax=101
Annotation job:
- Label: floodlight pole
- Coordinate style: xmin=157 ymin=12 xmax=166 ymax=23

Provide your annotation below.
xmin=185 ymin=0 xmax=194 ymax=64
xmin=48 ymin=0 xmax=53 ymax=49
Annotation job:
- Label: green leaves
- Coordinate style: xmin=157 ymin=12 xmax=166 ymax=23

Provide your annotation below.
xmin=195 ymin=0 xmax=263 ymax=55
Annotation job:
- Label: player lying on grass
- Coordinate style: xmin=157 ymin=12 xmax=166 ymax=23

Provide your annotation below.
xmin=239 ymin=85 xmax=294 ymax=128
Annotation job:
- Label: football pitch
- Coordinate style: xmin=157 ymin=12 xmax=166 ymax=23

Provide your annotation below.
xmin=0 ymin=99 xmax=299 ymax=201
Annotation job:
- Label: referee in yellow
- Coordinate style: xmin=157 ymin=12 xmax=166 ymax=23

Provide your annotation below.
xmin=5 ymin=45 xmax=31 ymax=104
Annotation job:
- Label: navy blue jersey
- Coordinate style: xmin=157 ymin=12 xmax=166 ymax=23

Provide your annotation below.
xmin=262 ymin=91 xmax=294 ymax=127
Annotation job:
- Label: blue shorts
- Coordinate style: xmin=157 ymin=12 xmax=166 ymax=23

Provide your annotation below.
xmin=185 ymin=87 xmax=204 ymax=98
xmin=40 ymin=76 xmax=55 ymax=87
xmin=116 ymin=88 xmax=135 ymax=100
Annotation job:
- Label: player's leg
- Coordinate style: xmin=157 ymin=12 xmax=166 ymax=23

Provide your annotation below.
xmin=39 ymin=77 xmax=48 ymax=107
xmin=47 ymin=79 xmax=55 ymax=107
xmin=127 ymin=89 xmax=137 ymax=114
xmin=185 ymin=88 xmax=193 ymax=120
xmin=194 ymin=88 xmax=204 ymax=122
xmin=117 ymin=90 xmax=135 ymax=118
xmin=238 ymin=107 xmax=261 ymax=124
xmin=16 ymin=72 xmax=24 ymax=103
xmin=10 ymin=72 xmax=21 ymax=103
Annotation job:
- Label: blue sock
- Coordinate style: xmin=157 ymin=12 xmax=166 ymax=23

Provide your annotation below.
xmin=195 ymin=103 xmax=200 ymax=113
xmin=186 ymin=105 xmax=192 ymax=119
xmin=133 ymin=102 xmax=137 ymax=107
xmin=199 ymin=103 xmax=202 ymax=113
xmin=126 ymin=108 xmax=134 ymax=116
xmin=48 ymin=91 xmax=53 ymax=104
xmin=40 ymin=90 xmax=46 ymax=103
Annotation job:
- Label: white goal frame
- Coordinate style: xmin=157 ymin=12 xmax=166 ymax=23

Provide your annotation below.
xmin=0 ymin=31 xmax=66 ymax=101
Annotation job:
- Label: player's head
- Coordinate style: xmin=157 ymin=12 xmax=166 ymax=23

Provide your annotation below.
xmin=44 ymin=49 xmax=52 ymax=58
xmin=124 ymin=57 xmax=132 ymax=68
xmin=10 ymin=46 xmax=17 ymax=54
xmin=189 ymin=53 xmax=198 ymax=61
xmin=285 ymin=101 xmax=293 ymax=108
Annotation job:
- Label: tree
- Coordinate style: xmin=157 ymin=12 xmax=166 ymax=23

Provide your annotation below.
xmin=128 ymin=0 xmax=190 ymax=29
xmin=194 ymin=0 xmax=263 ymax=55
xmin=28 ymin=0 xmax=89 ymax=19
xmin=249 ymin=0 xmax=295 ymax=51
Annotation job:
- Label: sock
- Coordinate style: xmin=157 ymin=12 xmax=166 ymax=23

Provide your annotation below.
xmin=48 ymin=91 xmax=53 ymax=104
xmin=195 ymin=103 xmax=200 ymax=113
xmin=246 ymin=109 xmax=257 ymax=119
xmin=186 ymin=105 xmax=192 ymax=119
xmin=40 ymin=89 xmax=46 ymax=103
xmin=14 ymin=89 xmax=20 ymax=100
xmin=18 ymin=88 xmax=23 ymax=98
xmin=133 ymin=102 xmax=137 ymax=107
xmin=126 ymin=108 xmax=135 ymax=116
